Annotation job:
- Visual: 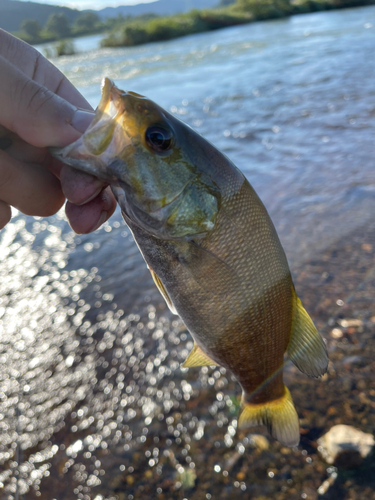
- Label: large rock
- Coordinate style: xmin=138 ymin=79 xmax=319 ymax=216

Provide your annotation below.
xmin=317 ymin=425 xmax=374 ymax=468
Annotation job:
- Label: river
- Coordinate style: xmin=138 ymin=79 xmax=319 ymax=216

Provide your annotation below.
xmin=1 ymin=5 xmax=375 ymax=500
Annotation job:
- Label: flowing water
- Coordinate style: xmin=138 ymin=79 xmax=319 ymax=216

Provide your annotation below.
xmin=1 ymin=6 xmax=375 ymax=500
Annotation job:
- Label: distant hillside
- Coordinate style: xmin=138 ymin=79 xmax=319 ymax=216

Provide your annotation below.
xmin=0 ymin=0 xmax=221 ymax=34
xmin=0 ymin=0 xmax=81 ymax=32
xmin=97 ymin=0 xmax=220 ymax=19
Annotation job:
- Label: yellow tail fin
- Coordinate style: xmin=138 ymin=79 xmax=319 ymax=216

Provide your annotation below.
xmin=238 ymin=386 xmax=300 ymax=447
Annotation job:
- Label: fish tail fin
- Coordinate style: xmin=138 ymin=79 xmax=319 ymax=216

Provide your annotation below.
xmin=238 ymin=385 xmax=300 ymax=447
xmin=287 ymin=286 xmax=328 ymax=378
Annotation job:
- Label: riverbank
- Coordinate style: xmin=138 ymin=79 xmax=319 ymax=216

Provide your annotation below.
xmin=102 ymin=0 xmax=375 ymax=48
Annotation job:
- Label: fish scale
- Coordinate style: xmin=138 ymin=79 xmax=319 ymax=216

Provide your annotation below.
xmin=52 ymin=78 xmax=328 ymax=447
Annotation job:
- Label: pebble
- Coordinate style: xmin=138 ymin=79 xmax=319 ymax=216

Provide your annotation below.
xmin=331 ymin=328 xmax=343 ymax=339
xmin=317 ymin=425 xmax=375 ymax=468
xmin=339 ymin=319 xmax=363 ymax=328
xmin=248 ymin=434 xmax=270 ymax=451
xmin=342 ymin=355 xmax=367 ymax=368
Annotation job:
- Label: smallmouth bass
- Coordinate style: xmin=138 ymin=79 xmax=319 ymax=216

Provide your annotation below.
xmin=53 ymin=79 xmax=328 ymax=447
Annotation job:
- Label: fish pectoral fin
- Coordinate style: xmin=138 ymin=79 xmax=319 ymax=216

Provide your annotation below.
xmin=149 ymin=268 xmax=178 ymax=315
xmin=182 ymin=343 xmax=219 ymax=368
xmin=287 ymin=287 xmax=328 ymax=378
xmin=178 ymin=239 xmax=240 ymax=297
xmin=238 ymin=386 xmax=300 ymax=448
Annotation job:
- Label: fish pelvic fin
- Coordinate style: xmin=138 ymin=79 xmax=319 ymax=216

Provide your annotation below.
xmin=287 ymin=287 xmax=328 ymax=378
xmin=149 ymin=268 xmax=178 ymax=315
xmin=238 ymin=386 xmax=300 ymax=447
xmin=182 ymin=343 xmax=219 ymax=368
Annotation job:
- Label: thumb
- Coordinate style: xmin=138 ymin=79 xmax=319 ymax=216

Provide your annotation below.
xmin=0 ymin=55 xmax=94 ymax=148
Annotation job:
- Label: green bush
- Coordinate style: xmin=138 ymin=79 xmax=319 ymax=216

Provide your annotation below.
xmin=102 ymin=9 xmax=252 ymax=47
xmin=234 ymin=0 xmax=293 ymax=19
xmin=45 ymin=13 xmax=71 ymax=39
xmin=73 ymin=12 xmax=101 ymax=34
xmin=101 ymin=0 xmax=374 ymax=48
xmin=56 ymin=39 xmax=75 ymax=56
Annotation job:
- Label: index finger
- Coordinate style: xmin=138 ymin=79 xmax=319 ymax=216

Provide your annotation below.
xmin=0 ymin=29 xmax=91 ymax=110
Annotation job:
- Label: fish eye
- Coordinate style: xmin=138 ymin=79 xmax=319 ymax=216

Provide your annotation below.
xmin=145 ymin=125 xmax=173 ymax=152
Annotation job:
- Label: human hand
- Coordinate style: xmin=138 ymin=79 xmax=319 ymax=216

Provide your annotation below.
xmin=0 ymin=29 xmax=116 ymax=232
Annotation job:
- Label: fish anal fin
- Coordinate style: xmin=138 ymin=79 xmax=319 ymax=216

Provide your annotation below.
xmin=238 ymin=386 xmax=300 ymax=447
xmin=182 ymin=343 xmax=219 ymax=368
xmin=287 ymin=287 xmax=328 ymax=378
xmin=149 ymin=268 xmax=178 ymax=315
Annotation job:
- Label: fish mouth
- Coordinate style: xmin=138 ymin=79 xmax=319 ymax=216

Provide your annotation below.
xmin=97 ymin=77 xmax=126 ymax=120
xmin=50 ymin=78 xmax=134 ymax=183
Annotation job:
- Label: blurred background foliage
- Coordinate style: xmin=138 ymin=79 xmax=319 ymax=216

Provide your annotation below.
xmin=10 ymin=0 xmax=375 ymax=48
xmin=100 ymin=0 xmax=375 ymax=48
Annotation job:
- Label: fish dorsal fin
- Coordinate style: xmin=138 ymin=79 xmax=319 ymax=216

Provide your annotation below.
xmin=238 ymin=385 xmax=300 ymax=447
xmin=287 ymin=287 xmax=328 ymax=378
xmin=149 ymin=268 xmax=178 ymax=315
xmin=182 ymin=343 xmax=219 ymax=368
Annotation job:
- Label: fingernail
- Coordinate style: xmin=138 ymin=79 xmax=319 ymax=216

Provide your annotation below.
xmin=91 ymin=211 xmax=107 ymax=232
xmin=100 ymin=187 xmax=113 ymax=209
xmin=71 ymin=109 xmax=95 ymax=134
xmin=77 ymin=185 xmax=103 ymax=206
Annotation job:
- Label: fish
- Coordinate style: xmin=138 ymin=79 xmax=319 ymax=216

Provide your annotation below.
xmin=52 ymin=78 xmax=328 ymax=447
